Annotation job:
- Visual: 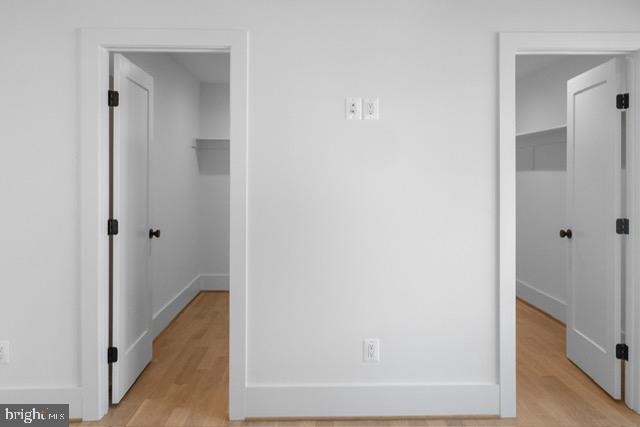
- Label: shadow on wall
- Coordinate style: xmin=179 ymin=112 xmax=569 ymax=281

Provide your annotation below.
xmin=517 ymin=141 xmax=566 ymax=172
xmin=195 ymin=145 xmax=229 ymax=175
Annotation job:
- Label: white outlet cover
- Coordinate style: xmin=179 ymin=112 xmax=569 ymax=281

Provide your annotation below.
xmin=345 ymin=97 xmax=362 ymax=120
xmin=363 ymin=338 xmax=380 ymax=363
xmin=0 ymin=341 xmax=9 ymax=364
xmin=363 ymin=98 xmax=379 ymax=120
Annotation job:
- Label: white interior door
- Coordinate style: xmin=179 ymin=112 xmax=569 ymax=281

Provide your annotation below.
xmin=565 ymin=57 xmax=624 ymax=399
xmin=111 ymin=53 xmax=154 ymax=404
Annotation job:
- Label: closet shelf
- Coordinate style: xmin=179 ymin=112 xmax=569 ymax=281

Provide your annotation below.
xmin=516 ymin=124 xmax=566 ymax=146
xmin=516 ymin=124 xmax=566 ymax=138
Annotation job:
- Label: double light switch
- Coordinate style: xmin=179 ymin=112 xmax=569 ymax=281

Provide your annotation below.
xmin=346 ymin=97 xmax=379 ymax=120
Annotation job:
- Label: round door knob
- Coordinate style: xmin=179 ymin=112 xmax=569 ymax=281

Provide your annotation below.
xmin=559 ymin=229 xmax=572 ymax=239
xmin=149 ymin=229 xmax=161 ymax=239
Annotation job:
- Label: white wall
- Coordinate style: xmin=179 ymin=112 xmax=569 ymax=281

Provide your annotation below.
xmin=197 ymin=83 xmax=230 ymax=290
xmin=1 ymin=0 xmax=640 ymax=418
xmin=200 ymin=83 xmax=230 ymax=138
xmin=515 ymin=55 xmax=613 ymax=321
xmin=120 ymin=52 xmax=203 ymax=335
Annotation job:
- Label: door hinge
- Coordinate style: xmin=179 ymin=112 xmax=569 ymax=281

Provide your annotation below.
xmin=617 ymin=93 xmax=629 ymax=110
xmin=108 ymin=90 xmax=120 ymax=107
xmin=107 ymin=346 xmax=118 ymax=364
xmin=616 ymin=343 xmax=629 ymax=361
xmin=616 ymin=218 xmax=629 ymax=235
xmin=107 ymin=219 xmax=119 ymax=236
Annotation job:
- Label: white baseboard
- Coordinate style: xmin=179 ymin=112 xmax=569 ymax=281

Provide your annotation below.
xmin=245 ymin=384 xmax=499 ymax=418
xmin=152 ymin=275 xmax=200 ymax=338
xmin=517 ymin=279 xmax=566 ymax=323
xmin=0 ymin=386 xmax=82 ymax=418
xmin=197 ymin=273 xmax=229 ymax=291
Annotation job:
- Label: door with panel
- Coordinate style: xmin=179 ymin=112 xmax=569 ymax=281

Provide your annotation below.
xmin=565 ymin=57 xmax=625 ymax=399
xmin=111 ymin=53 xmax=154 ymax=403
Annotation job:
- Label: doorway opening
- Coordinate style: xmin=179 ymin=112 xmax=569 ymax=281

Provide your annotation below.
xmin=106 ymin=50 xmax=231 ymax=415
xmin=78 ymin=29 xmax=248 ymax=422
xmin=514 ymin=52 xmax=638 ymax=421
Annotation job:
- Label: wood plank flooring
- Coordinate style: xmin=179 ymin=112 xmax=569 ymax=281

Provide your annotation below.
xmin=75 ymin=293 xmax=640 ymax=426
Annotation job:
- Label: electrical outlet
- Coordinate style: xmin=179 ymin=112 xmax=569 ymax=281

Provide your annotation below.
xmin=363 ymin=338 xmax=380 ymax=363
xmin=363 ymin=98 xmax=379 ymax=120
xmin=345 ymin=97 xmax=362 ymax=120
xmin=0 ymin=341 xmax=10 ymax=364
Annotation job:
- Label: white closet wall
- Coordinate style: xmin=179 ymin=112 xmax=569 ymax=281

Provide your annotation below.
xmin=517 ymin=56 xmax=613 ymax=133
xmin=516 ymin=55 xmax=613 ymax=322
xmin=196 ymin=83 xmax=230 ymax=290
xmin=200 ymin=83 xmax=230 ymax=139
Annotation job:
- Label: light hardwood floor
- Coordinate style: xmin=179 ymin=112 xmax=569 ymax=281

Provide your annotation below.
xmin=75 ymin=293 xmax=640 ymax=426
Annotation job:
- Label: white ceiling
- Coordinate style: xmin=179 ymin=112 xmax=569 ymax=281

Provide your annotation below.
xmin=170 ymin=52 xmax=230 ymax=84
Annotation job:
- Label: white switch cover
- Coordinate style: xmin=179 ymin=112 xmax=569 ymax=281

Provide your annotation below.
xmin=363 ymin=98 xmax=379 ymax=120
xmin=345 ymin=97 xmax=362 ymax=120
xmin=0 ymin=341 xmax=10 ymax=364
xmin=363 ymin=338 xmax=380 ymax=363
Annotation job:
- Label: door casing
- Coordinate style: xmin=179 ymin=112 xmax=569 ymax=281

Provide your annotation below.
xmin=79 ymin=28 xmax=248 ymax=421
xmin=500 ymin=33 xmax=640 ymax=416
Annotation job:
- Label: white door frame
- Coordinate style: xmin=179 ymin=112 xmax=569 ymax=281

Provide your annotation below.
xmin=79 ymin=28 xmax=248 ymax=421
xmin=499 ymin=32 xmax=640 ymax=416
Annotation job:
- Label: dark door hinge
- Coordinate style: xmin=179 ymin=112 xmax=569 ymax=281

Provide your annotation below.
xmin=107 ymin=346 xmax=118 ymax=364
xmin=617 ymin=93 xmax=629 ymax=110
xmin=107 ymin=219 xmax=119 ymax=236
xmin=108 ymin=90 xmax=119 ymax=107
xmin=616 ymin=218 xmax=629 ymax=235
xmin=616 ymin=343 xmax=629 ymax=361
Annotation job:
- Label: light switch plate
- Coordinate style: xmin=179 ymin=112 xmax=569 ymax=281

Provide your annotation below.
xmin=345 ymin=97 xmax=362 ymax=120
xmin=363 ymin=98 xmax=379 ymax=120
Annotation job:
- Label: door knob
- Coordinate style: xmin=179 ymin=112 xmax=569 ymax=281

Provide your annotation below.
xmin=149 ymin=229 xmax=161 ymax=239
xmin=559 ymin=229 xmax=572 ymax=239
